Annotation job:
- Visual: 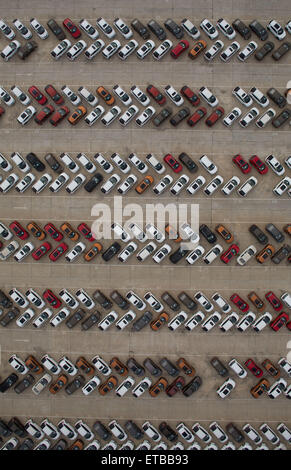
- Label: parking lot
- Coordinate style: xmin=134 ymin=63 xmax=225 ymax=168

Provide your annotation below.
xmin=0 ymin=0 xmax=290 ymax=450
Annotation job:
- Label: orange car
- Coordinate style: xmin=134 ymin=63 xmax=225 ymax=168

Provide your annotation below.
xmin=98 ymin=376 xmax=118 ymax=395
xmin=135 ymin=175 xmax=154 ymax=194
xmin=150 ymin=312 xmax=169 ymax=331
xmin=68 ymin=105 xmax=87 ymax=125
xmin=84 ymin=242 xmax=102 ymax=261
xmin=109 ymin=357 xmax=128 ymax=376
xmin=176 ymin=357 xmax=195 ymax=377
xmin=284 ymin=224 xmax=291 ymax=236
xmin=256 ymin=244 xmax=275 ymax=264
xmin=68 ymin=439 xmax=84 ymax=450
xmin=96 ymin=86 xmax=115 ymax=105
xmin=262 ymin=359 xmax=280 ymax=379
xmin=248 ymin=291 xmax=265 ymax=311
xmin=49 ymin=374 xmax=68 ymax=394
xmin=165 ymin=224 xmax=182 ymax=243
xmin=250 ymin=378 xmax=270 ymax=398
xmin=25 ymin=355 xmax=44 ymax=374
xmin=26 ymin=221 xmax=46 ymax=240
xmin=149 ymin=377 xmax=168 ymax=397
xmin=188 ymin=40 xmax=207 ymax=59
xmin=215 ymin=224 xmax=234 ymax=243
xmin=60 ymin=222 xmax=79 ymax=241
xmin=75 ymin=357 xmax=94 ymax=375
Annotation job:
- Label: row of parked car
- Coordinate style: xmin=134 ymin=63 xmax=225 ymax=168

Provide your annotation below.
xmin=0 ymin=416 xmax=290 ymax=450
xmin=0 ymin=286 xmax=290 ymax=332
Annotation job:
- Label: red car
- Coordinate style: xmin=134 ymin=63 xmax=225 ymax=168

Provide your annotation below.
xmin=170 ymin=39 xmax=189 ymax=59
xmin=49 ymin=106 xmax=70 ymax=126
xmin=232 ymin=154 xmax=251 ymax=174
xmin=180 ymin=86 xmax=200 ymax=106
xmin=286 ymin=321 xmax=291 ymax=331
xmin=249 ymin=155 xmax=268 ymax=175
xmin=265 ymin=291 xmax=283 ymax=311
xmin=205 ymin=106 xmax=224 ymax=127
xmin=9 ymin=221 xmax=29 ymax=240
xmin=230 ymin=293 xmax=249 ymax=313
xmin=43 ymin=289 xmax=62 ymax=309
xmin=78 ymin=223 xmax=95 ymax=241
xmin=44 ymin=223 xmax=63 ymax=241
xmin=244 ymin=359 xmax=263 ymax=378
xmin=165 ymin=376 xmax=185 ymax=397
xmin=32 ymin=242 xmax=52 ymax=260
xmin=34 ymin=105 xmax=55 ymax=125
xmin=49 ymin=242 xmax=68 ymax=262
xmin=28 ymin=86 xmax=47 ymax=105
xmin=220 ymin=244 xmax=239 ymax=264
xmin=146 ymin=85 xmax=166 ymax=105
xmin=270 ymin=312 xmax=289 ymax=331
xmin=187 ymin=107 xmax=207 ymax=127
xmin=163 ymin=154 xmax=183 ymax=173
xmin=63 ymin=18 xmax=81 ymax=38
xmin=0 ymin=106 xmax=5 ymax=116
xmin=44 ymin=85 xmax=64 ymax=105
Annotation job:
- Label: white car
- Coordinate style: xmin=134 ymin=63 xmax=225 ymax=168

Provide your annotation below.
xmin=168 ymin=311 xmax=188 ymax=330
xmin=181 ymin=19 xmax=200 ymax=39
xmin=51 ymin=39 xmax=71 ymax=59
xmin=84 ymin=105 xmax=105 ymax=125
xmin=30 ymin=18 xmax=49 ymax=38
xmin=65 ymin=242 xmax=86 ymax=262
xmin=212 ymin=293 xmax=231 ymax=313
xmin=128 ymin=154 xmax=148 ymax=173
xmin=132 ymin=377 xmax=152 ymax=397
xmin=129 ymin=223 xmax=147 ymax=242
xmin=136 ymin=242 xmax=157 ymax=261
xmin=277 ymin=423 xmax=291 ymax=443
xmin=180 ymin=223 xmax=199 ymax=243
xmin=78 ymin=86 xmax=98 ymax=106
xmin=61 ymin=85 xmax=81 ymax=105
xmin=34 ymin=439 xmax=51 ymax=450
xmin=100 ymin=174 xmax=121 ymax=193
xmin=144 ymin=292 xmax=163 ymax=312
xmin=58 ymin=420 xmax=77 ymax=440
xmin=111 ymin=222 xmax=131 ymax=242
xmin=84 ymin=39 xmax=105 ymax=59
xmin=0 ymin=173 xmax=19 ymax=193
xmin=223 ymin=107 xmax=241 ymax=126
xmin=221 ymin=176 xmax=240 ymax=195
xmin=152 ymin=39 xmax=173 ymax=60
xmin=8 ymin=354 xmax=29 ymax=374
xmin=259 ymin=424 xmax=280 ymax=444
xmin=96 ymin=17 xmax=116 ymax=38
xmin=152 ymin=244 xmax=172 ymax=263
xmin=219 ymin=313 xmax=239 ymax=332
xmin=153 ymin=175 xmax=173 ymax=194
xmin=49 ymin=173 xmax=70 ymax=193
xmin=145 ymin=223 xmax=165 ymax=243
xmin=66 ymin=174 xmax=86 ymax=194
xmin=273 ymin=177 xmax=291 ymax=196
xmin=0 ymin=86 xmax=15 ymax=106
xmin=60 ymin=153 xmax=80 ymax=173
xmin=0 ymin=19 xmax=15 ymax=39
xmin=32 ymin=373 xmax=52 ymax=395
xmin=15 ymin=173 xmax=35 ymax=192
xmin=199 ymin=155 xmax=217 ymax=174
xmin=0 ymin=240 xmax=19 ymax=260
xmin=24 ymin=420 xmax=44 ymax=439
xmin=286 ymin=21 xmax=291 ymax=34
xmin=25 ymin=288 xmax=45 ymax=308
xmin=115 ymin=376 xmax=135 ymax=397
xmin=170 ymin=175 xmax=189 ymax=195
xmin=204 ymin=176 xmax=224 ymax=195
xmin=98 ymin=311 xmax=118 ymax=331
xmin=143 ymin=422 xmax=161 ymax=442
xmin=14 ymin=242 xmax=35 ymax=262
xmin=111 ymin=153 xmax=130 ymax=173
xmin=82 ymin=376 xmax=101 ymax=395
xmin=220 ymin=41 xmax=240 ymax=61
xmin=228 ymin=359 xmax=247 ymax=378
xmin=102 ymin=40 xmax=121 ymax=59
xmin=118 ymin=39 xmax=138 ymax=60
xmin=252 ymin=312 xmax=273 ymax=332
xmin=209 ymin=422 xmax=228 ymax=443
xmin=101 ymin=106 xmax=121 ymax=125
xmin=200 ymin=86 xmax=219 ymax=106
xmin=0 ymin=153 xmax=12 ymax=172
xmin=165 ymin=85 xmax=184 ymax=106
xmin=202 ymin=311 xmax=222 ymax=331
xmin=267 ymin=19 xmax=286 ymax=40
xmin=126 ymin=291 xmax=146 ymax=310
xmin=185 ymin=311 xmax=205 ymax=330
xmin=59 ymin=356 xmax=77 ymax=376
xmin=236 ymin=312 xmax=256 ymax=331
xmin=50 ymin=308 xmax=70 ymax=327
xmin=176 ymin=423 xmax=194 ymax=443
xmin=249 ymin=87 xmax=269 ymax=107
xmin=92 ymin=356 xmax=111 ymax=375
xmin=79 ymin=19 xmax=99 ymax=39
xmin=76 ymin=153 xmax=96 ymax=173
xmin=75 ymin=289 xmax=95 ymax=309
xmin=136 ymin=106 xmax=156 ymax=126
xmin=267 ymin=379 xmax=287 ymax=399
xmin=278 ymin=357 xmax=291 ymax=377
xmin=1 ymin=40 xmax=20 ymax=61
xmin=232 ymin=86 xmax=253 ymax=107
xmin=146 ymin=153 xmax=165 ymax=174
xmin=117 ymin=174 xmax=137 ymax=193
xmin=239 ymin=107 xmax=259 ymax=127
xmin=40 ymin=354 xmax=61 ymax=374
xmin=285 ymin=155 xmax=291 ymax=169
xmin=256 ymin=108 xmax=276 ymax=128
xmin=204 ymin=40 xmax=224 ymax=60
xmin=108 ymin=421 xmax=127 ymax=441
xmin=265 ymin=155 xmax=285 ymax=175
xmin=187 ymin=176 xmax=206 ymax=195
xmin=115 ymin=310 xmax=136 ymax=329
xmin=59 ymin=289 xmax=79 ymax=309
xmin=0 ymin=221 xmax=12 ymax=239
xmin=185 ymin=245 xmax=205 ymax=264
xmin=40 ymin=419 xmax=60 ymax=440
xmin=114 ymin=18 xmax=133 ymax=38
xmin=113 ymin=85 xmax=132 ymax=106
xmin=217 ymin=18 xmax=236 ymax=39
xmin=94 ymin=153 xmax=113 ymax=173
xmin=203 ymin=244 xmax=223 ymax=264
xmin=67 ymin=40 xmax=87 ymax=60
xmin=237 ymin=245 xmax=257 ymax=265
xmin=32 ymin=174 xmax=52 ymax=193
xmin=243 ymin=424 xmax=262 ymax=445
xmin=192 ymin=422 xmax=212 ymax=442
xmin=237 ymin=176 xmax=258 ymax=197
xmin=136 ymin=40 xmax=155 ymax=59
xmin=17 ymin=106 xmax=36 ymax=125
xmin=9 ymin=288 xmax=28 ymax=307
xmin=200 ymin=19 xmax=218 ymax=39
xmin=194 ymin=291 xmax=213 ymax=311
xmin=33 ymin=308 xmax=53 ymax=328
xmin=130 ymin=85 xmax=150 ymax=106
xmin=118 ymin=242 xmax=137 ymax=261
xmin=217 ymin=378 xmax=236 ymax=398
xmin=238 ymin=41 xmax=258 ymax=61
xmin=281 ymin=292 xmax=291 ymax=309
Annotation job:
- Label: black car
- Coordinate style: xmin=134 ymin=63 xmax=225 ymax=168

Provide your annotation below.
xmin=159 ymin=422 xmax=178 ymax=442
xmin=0 ymin=289 xmax=12 ymax=308
xmin=8 ymin=417 xmax=27 ymax=438
xmin=249 ymin=224 xmax=268 ymax=244
xmin=125 ymin=420 xmax=144 ymax=440
xmin=110 ymin=290 xmax=129 ymax=310
xmin=178 ymin=292 xmax=197 ymax=311
xmin=84 ymin=173 xmax=103 ymax=192
xmin=272 ymin=245 xmax=290 ymax=264
xmin=178 ymin=152 xmax=197 ymax=173
xmin=159 ymin=358 xmax=179 ymax=377
xmin=272 ymin=109 xmax=291 ymax=128
xmin=267 ymin=87 xmax=287 ymax=108
xmin=47 ymin=19 xmax=66 ymax=39
xmin=199 ymin=224 xmax=217 ymax=244
xmin=161 ymin=292 xmax=180 ymax=311
xmin=153 ymin=107 xmax=172 ymax=127
xmin=66 ymin=309 xmax=86 ymax=328
xmin=14 ymin=374 xmax=35 ymax=394
xmin=81 ymin=312 xmax=101 ymax=330
xmin=132 ymin=311 xmax=153 ymax=331
xmin=93 ymin=421 xmax=111 ymax=441
xmin=210 ymin=357 xmax=229 ymax=377
xmin=18 ymin=40 xmax=38 ymax=60
xmin=0 ymin=308 xmax=20 ymax=327
xmin=0 ymin=419 xmax=12 ymax=437
xmin=232 ymin=19 xmax=251 ymax=39
xmin=65 ymin=375 xmax=85 ymax=395
xmin=93 ymin=290 xmax=112 ymax=309
xmin=272 ymin=42 xmax=291 ymax=61
xmin=249 ymin=20 xmax=268 ymax=40
xmin=182 ymin=376 xmax=202 ymax=397
xmin=164 ymin=18 xmax=184 ymax=39
xmin=131 ymin=18 xmax=150 ymax=39
xmin=44 ymin=153 xmax=63 ymax=174
xmin=0 ymin=373 xmax=18 ymax=393
xmin=26 ymin=153 xmax=46 ymax=172
xmin=18 ymin=438 xmax=34 ymax=450
xmin=101 ymin=242 xmax=121 ymax=262
xmin=255 ymin=41 xmax=274 ymax=61
xmin=51 ymin=439 xmax=68 ymax=450
xmin=143 ymin=358 xmax=162 ymax=377
xmin=226 ymin=423 xmax=245 ymax=443
xmin=170 ymin=107 xmax=190 ymax=126
xmin=147 ymin=19 xmax=166 ymax=40
xmin=127 ymin=357 xmax=145 ymax=376
xmin=265 ymin=223 xmax=285 ymax=243
xmin=169 ymin=248 xmax=189 ymax=264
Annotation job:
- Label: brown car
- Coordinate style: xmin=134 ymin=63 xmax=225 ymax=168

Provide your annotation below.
xmin=75 ymin=357 xmax=94 ymax=375
xmin=188 ymin=40 xmax=207 ymax=59
xmin=271 ymin=245 xmax=290 ymax=264
xmin=256 ymin=244 xmax=275 ymax=264
xmin=49 ymin=374 xmax=68 ymax=394
xmin=109 ymin=357 xmax=128 ymax=376
xmin=135 ymin=175 xmax=154 ymax=194
xmin=84 ymin=242 xmax=102 ymax=261
xmin=262 ymin=359 xmax=280 ymax=379
xmin=250 ymin=378 xmax=270 ymax=398
xmin=96 ymin=86 xmax=115 ymax=105
xmin=60 ymin=222 xmax=79 ymax=241
xmin=150 ymin=312 xmax=169 ymax=331
xmin=67 ymin=105 xmax=87 ymax=125
xmin=176 ymin=358 xmax=195 ymax=377
xmin=25 ymin=355 xmax=44 ymax=374
xmin=215 ymin=224 xmax=234 ymax=243
xmin=26 ymin=222 xmax=46 ymax=240
xmin=247 ymin=291 xmax=265 ymax=311
xmin=283 ymin=224 xmax=291 ymax=237
xmin=165 ymin=224 xmax=182 ymax=242
xmin=166 ymin=376 xmax=185 ymax=397
xmin=149 ymin=377 xmax=168 ymax=397
xmin=68 ymin=439 xmax=84 ymax=450
xmin=98 ymin=376 xmax=118 ymax=395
